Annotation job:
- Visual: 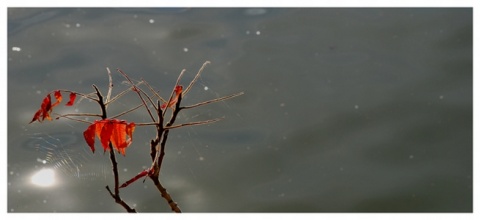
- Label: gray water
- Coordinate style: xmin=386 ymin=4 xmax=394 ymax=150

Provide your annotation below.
xmin=8 ymin=8 xmax=472 ymax=212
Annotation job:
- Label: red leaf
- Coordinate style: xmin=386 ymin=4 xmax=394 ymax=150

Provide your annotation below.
xmin=161 ymin=85 xmax=183 ymax=109
xmin=82 ymin=119 xmax=135 ymax=155
xmin=119 ymin=169 xmax=151 ymax=188
xmin=66 ymin=92 xmax=76 ymax=106
xmin=100 ymin=120 xmax=114 ymax=153
xmin=51 ymin=90 xmax=62 ymax=108
xmin=83 ymin=123 xmax=97 ymax=153
xmin=30 ymin=94 xmax=51 ymax=123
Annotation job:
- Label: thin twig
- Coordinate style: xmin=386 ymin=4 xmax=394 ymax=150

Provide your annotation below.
xmin=182 ymin=92 xmax=244 ymax=110
xmin=142 ymin=79 xmax=167 ymax=103
xmin=106 ymin=67 xmax=113 ymax=104
xmin=110 ymin=103 xmax=143 ymax=119
xmin=117 ymin=69 xmax=156 ymax=123
xmin=105 ymin=81 xmax=144 ymax=106
xmin=183 ymin=61 xmax=210 ymax=96
xmin=164 ymin=117 xmax=223 ymax=130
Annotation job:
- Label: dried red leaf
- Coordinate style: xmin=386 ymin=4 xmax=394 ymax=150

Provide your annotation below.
xmin=161 ymin=85 xmax=183 ymax=109
xmin=83 ymin=119 xmax=136 ymax=155
xmin=119 ymin=169 xmax=152 ymax=188
xmin=30 ymin=90 xmax=76 ymax=123
xmin=51 ymin=90 xmax=62 ymax=108
xmin=66 ymin=92 xmax=76 ymax=106
xmin=83 ymin=123 xmax=96 ymax=153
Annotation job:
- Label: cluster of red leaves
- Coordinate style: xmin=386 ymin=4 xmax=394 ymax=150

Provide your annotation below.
xmin=30 ymin=90 xmax=76 ymax=123
xmin=161 ymin=85 xmax=183 ymax=109
xmin=83 ymin=119 xmax=136 ymax=156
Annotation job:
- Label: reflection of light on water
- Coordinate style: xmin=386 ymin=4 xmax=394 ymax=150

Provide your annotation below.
xmin=31 ymin=168 xmax=56 ymax=187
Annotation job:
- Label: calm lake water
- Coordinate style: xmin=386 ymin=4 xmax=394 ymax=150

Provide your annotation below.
xmin=7 ymin=8 xmax=472 ymax=212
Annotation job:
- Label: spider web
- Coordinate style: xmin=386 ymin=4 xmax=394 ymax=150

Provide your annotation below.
xmin=26 ymin=132 xmax=109 ymax=182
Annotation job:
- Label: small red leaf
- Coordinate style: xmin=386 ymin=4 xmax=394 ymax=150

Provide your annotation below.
xmin=161 ymin=85 xmax=183 ymax=109
xmin=83 ymin=123 xmax=97 ymax=153
xmin=66 ymin=92 xmax=76 ymax=106
xmin=51 ymin=90 xmax=62 ymax=108
xmin=29 ymin=109 xmax=43 ymax=124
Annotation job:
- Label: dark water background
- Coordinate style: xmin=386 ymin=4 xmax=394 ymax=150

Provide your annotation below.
xmin=7 ymin=8 xmax=472 ymax=212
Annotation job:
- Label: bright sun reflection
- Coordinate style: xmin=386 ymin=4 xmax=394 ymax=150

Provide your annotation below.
xmin=31 ymin=168 xmax=56 ymax=187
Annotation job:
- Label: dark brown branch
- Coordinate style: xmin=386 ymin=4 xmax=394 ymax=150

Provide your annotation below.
xmin=93 ymin=83 xmax=136 ymax=213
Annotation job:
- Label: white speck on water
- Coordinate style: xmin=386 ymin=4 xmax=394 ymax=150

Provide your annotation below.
xmin=354 ymin=105 xmax=359 ymax=109
xmin=133 ymin=14 xmax=138 ymax=19
xmin=36 ymin=158 xmax=47 ymax=164
xmin=256 ymin=30 xmax=261 ymax=35
xmin=204 ymin=86 xmax=209 ymax=91
xmin=439 ymin=95 xmax=444 ymax=99
xmin=36 ymin=90 xmax=42 ymax=94
xmin=339 ymin=167 xmax=344 ymax=171
xmin=123 ymin=168 xmax=128 ymax=172
xmin=43 ymin=199 xmax=47 ymax=204
xmin=278 ymin=193 xmax=285 ymax=197
xmin=75 ymin=23 xmax=81 ymax=28
xmin=246 ymin=30 xmax=250 ymax=35
xmin=409 ymin=155 xmax=414 ymax=159
xmin=199 ymin=156 xmax=204 ymax=161
xmin=177 ymin=151 xmax=182 ymax=155
xmin=280 ymin=103 xmax=285 ymax=107
xmin=9 ymin=171 xmax=14 ymax=175
xmin=12 ymin=47 xmax=21 ymax=52
xmin=183 ymin=47 xmax=189 ymax=52
xmin=149 ymin=19 xmax=155 ymax=24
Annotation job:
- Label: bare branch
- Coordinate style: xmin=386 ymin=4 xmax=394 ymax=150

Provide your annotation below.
xmin=54 ymin=114 xmax=95 ymax=124
xmin=164 ymin=117 xmax=223 ymax=130
xmin=106 ymin=67 xmax=113 ymax=104
xmin=110 ymin=103 xmax=143 ymax=119
xmin=117 ymin=69 xmax=156 ymax=123
xmin=142 ymin=79 xmax=167 ymax=103
xmin=182 ymin=92 xmax=244 ymax=110
xmin=183 ymin=61 xmax=210 ymax=96
xmin=105 ymin=81 xmax=143 ymax=106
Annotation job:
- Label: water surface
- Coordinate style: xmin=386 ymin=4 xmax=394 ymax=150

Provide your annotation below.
xmin=8 ymin=8 xmax=472 ymax=212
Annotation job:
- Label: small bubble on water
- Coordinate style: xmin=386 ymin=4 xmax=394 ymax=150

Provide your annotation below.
xmin=43 ymin=200 xmax=47 ymax=204
xmin=199 ymin=156 xmax=204 ymax=161
xmin=183 ymin=47 xmax=189 ymax=52
xmin=123 ymin=168 xmax=128 ymax=172
xmin=204 ymin=86 xmax=209 ymax=91
xmin=256 ymin=30 xmax=261 ymax=35
xmin=354 ymin=105 xmax=359 ymax=109
xmin=409 ymin=155 xmax=414 ymax=159
xmin=246 ymin=30 xmax=250 ymax=35
xmin=439 ymin=95 xmax=444 ymax=99
xmin=12 ymin=47 xmax=21 ymax=52
xmin=280 ymin=103 xmax=285 ymax=107
xmin=149 ymin=19 xmax=155 ymax=24
xmin=75 ymin=23 xmax=81 ymax=28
